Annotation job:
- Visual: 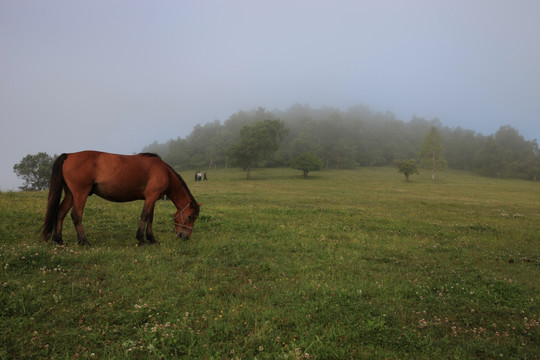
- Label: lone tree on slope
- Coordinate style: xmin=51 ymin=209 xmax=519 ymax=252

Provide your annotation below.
xmin=395 ymin=159 xmax=419 ymax=182
xmin=292 ymin=152 xmax=323 ymax=177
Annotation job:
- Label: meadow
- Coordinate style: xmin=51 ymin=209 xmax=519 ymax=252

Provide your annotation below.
xmin=0 ymin=167 xmax=538 ymax=359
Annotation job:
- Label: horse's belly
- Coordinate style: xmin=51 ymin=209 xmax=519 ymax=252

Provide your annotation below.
xmin=93 ymin=183 xmax=145 ymax=202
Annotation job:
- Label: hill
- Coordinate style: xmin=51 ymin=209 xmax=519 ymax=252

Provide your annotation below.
xmin=143 ymin=105 xmax=540 ymax=180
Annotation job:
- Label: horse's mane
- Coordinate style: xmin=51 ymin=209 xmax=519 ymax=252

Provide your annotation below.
xmin=139 ymin=152 xmax=160 ymax=158
xmin=167 ymin=164 xmax=200 ymax=216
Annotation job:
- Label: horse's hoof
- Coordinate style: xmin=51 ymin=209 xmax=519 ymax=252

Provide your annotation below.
xmin=52 ymin=235 xmax=64 ymax=245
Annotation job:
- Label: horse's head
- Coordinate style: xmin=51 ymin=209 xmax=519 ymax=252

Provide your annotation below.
xmin=174 ymin=202 xmax=201 ymax=240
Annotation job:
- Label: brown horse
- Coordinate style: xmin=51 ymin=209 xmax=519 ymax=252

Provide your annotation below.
xmin=41 ymin=151 xmax=200 ymax=246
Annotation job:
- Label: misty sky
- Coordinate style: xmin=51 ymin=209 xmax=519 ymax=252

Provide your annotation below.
xmin=1 ymin=0 xmax=539 ymax=190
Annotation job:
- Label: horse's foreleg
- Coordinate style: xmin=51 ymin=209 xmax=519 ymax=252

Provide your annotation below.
xmin=137 ymin=198 xmax=158 ymax=246
xmin=53 ymin=190 xmax=73 ymax=245
xmin=71 ymin=193 xmax=91 ymax=246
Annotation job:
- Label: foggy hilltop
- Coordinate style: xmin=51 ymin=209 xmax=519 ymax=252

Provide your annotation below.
xmin=143 ymin=105 xmax=539 ymax=180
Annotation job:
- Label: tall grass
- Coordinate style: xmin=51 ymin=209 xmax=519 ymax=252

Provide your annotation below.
xmin=1 ymin=167 xmax=538 ymax=359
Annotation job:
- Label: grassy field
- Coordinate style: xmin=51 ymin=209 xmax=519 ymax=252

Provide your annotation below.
xmin=1 ymin=167 xmax=539 ymax=359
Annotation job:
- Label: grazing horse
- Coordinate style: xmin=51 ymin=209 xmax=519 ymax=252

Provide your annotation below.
xmin=41 ymin=151 xmax=200 ymax=246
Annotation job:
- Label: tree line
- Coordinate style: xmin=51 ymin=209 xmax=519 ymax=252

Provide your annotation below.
xmin=143 ymin=104 xmax=539 ymax=180
xmin=12 ymin=104 xmax=540 ymax=190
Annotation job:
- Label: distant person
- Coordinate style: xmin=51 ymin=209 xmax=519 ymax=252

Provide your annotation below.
xmin=194 ymin=171 xmax=198 ymax=182
xmin=203 ymin=171 xmax=208 ymax=181
xmin=197 ymin=171 xmax=202 ymax=181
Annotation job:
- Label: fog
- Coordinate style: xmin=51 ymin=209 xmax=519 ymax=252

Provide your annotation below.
xmin=1 ymin=0 xmax=539 ymax=190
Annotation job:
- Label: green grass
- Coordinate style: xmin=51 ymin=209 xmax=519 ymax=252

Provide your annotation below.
xmin=1 ymin=167 xmax=539 ymax=359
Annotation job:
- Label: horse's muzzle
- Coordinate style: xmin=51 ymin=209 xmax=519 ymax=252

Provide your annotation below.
xmin=176 ymin=232 xmax=190 ymax=240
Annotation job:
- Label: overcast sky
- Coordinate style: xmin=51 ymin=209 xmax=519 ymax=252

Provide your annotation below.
xmin=1 ymin=0 xmax=539 ymax=190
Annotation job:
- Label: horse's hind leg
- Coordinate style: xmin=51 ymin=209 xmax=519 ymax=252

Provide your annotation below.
xmin=71 ymin=192 xmax=91 ymax=246
xmin=53 ymin=189 xmax=73 ymax=245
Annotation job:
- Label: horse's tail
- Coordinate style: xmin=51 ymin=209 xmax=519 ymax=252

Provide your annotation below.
xmin=41 ymin=153 xmax=68 ymax=241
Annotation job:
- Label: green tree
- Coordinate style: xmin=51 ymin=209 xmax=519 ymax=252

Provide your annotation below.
xmin=331 ymin=138 xmax=357 ymax=169
xmin=13 ymin=152 xmax=55 ymax=191
xmin=494 ymin=125 xmax=532 ymax=177
xmin=395 ymin=159 xmax=419 ymax=182
xmin=521 ymin=139 xmax=540 ymax=181
xmin=478 ymin=135 xmax=505 ymax=177
xmin=443 ymin=127 xmax=482 ymax=171
xmin=292 ymin=152 xmax=323 ymax=177
xmin=227 ymin=119 xmax=289 ymax=179
xmin=419 ymin=127 xmax=447 ymax=181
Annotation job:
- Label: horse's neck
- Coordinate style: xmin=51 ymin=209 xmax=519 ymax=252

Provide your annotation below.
xmin=168 ymin=171 xmax=191 ymax=209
